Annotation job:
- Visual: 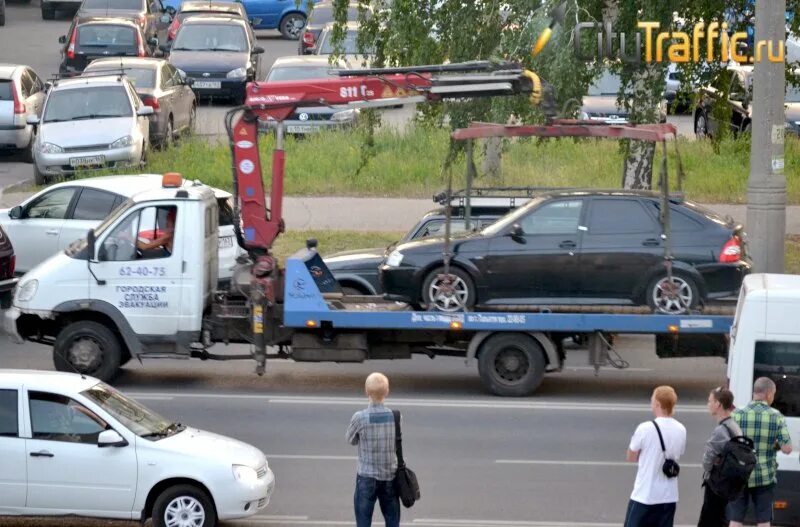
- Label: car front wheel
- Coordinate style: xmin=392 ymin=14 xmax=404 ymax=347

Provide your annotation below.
xmin=421 ymin=266 xmax=475 ymax=312
xmin=695 ymin=111 xmax=709 ymax=139
xmin=152 ymin=484 xmax=217 ymax=527
xmin=646 ymin=273 xmax=700 ymax=314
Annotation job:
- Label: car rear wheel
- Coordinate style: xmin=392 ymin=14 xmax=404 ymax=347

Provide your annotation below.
xmin=152 ymin=484 xmax=217 ymax=527
xmin=21 ymin=132 xmax=34 ymax=164
xmin=421 ymin=266 xmax=475 ymax=312
xmin=41 ymin=3 xmax=55 ymax=19
xmin=478 ymin=333 xmax=547 ymax=396
xmin=162 ymin=117 xmax=174 ymax=149
xmin=646 ymin=273 xmax=700 ymax=315
xmin=187 ymin=104 xmax=196 ymax=134
xmin=53 ymin=321 xmax=122 ymax=382
xmin=695 ymin=111 xmax=709 ymax=139
xmin=279 ymin=13 xmax=305 ymax=40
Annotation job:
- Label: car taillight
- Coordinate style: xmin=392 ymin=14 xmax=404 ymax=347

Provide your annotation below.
xmin=67 ymin=28 xmax=77 ymax=59
xmin=141 ymin=95 xmax=160 ymax=111
xmin=8 ymin=255 xmax=15 ymax=277
xmin=136 ymin=31 xmax=146 ymax=57
xmin=168 ymin=18 xmax=180 ymax=40
xmin=10 ymin=82 xmax=25 ymax=114
xmin=719 ymin=236 xmax=742 ymax=263
xmin=302 ymin=31 xmax=315 ymax=47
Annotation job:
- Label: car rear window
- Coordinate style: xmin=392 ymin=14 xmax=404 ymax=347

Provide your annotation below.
xmin=82 ymin=0 xmax=143 ymax=9
xmin=217 ymin=197 xmax=234 ymax=226
xmin=266 ymin=66 xmax=333 ymax=82
xmin=319 ymin=29 xmax=373 ymax=55
xmin=86 ymin=66 xmax=155 ymax=89
xmin=0 ymin=81 xmax=13 ymax=101
xmin=78 ymin=25 xmax=137 ymax=47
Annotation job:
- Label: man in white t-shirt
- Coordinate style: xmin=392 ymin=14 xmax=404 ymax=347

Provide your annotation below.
xmin=624 ymin=385 xmax=687 ymax=527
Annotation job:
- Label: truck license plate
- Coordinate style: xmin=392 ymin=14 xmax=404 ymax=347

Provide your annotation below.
xmin=69 ymin=155 xmax=105 ymax=167
xmin=194 ymin=81 xmax=221 ymax=89
xmin=286 ymin=125 xmax=316 ymax=133
xmin=218 ymin=236 xmax=233 ymax=248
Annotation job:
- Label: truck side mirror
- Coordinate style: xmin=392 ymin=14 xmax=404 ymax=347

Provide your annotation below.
xmin=8 ymin=206 xmax=22 ymax=219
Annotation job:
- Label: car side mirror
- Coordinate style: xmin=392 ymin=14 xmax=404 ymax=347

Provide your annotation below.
xmin=58 ymin=35 xmax=67 ymax=44
xmin=252 ymin=46 xmax=265 ymax=55
xmin=509 ymin=223 xmax=524 ymax=238
xmin=98 ymin=429 xmax=128 ymax=448
xmin=137 ymin=106 xmax=155 ymax=116
xmin=8 ymin=206 xmax=22 ymax=220
xmin=87 ymin=229 xmax=96 ymax=259
xmin=26 ymin=115 xmax=40 ymax=126
xmin=184 ymin=77 xmax=194 ymax=86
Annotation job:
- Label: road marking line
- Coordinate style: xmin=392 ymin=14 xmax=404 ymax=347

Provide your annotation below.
xmin=250 ymin=515 xmax=310 ymax=520
xmin=131 ymin=395 xmax=175 ymax=400
xmin=235 ymin=518 xmax=696 ymax=527
xmin=125 ymin=392 xmax=706 ymax=413
xmin=568 ymin=366 xmax=652 ymax=372
xmin=266 ymin=454 xmax=356 ymax=461
xmin=495 ymin=459 xmax=702 ymax=468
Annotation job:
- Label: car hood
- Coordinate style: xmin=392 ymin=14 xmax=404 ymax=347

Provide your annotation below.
xmin=786 ymin=103 xmax=800 ymax=122
xmin=153 ymin=427 xmax=265 ymax=468
xmin=169 ymin=50 xmax=249 ymax=73
xmin=324 ymin=247 xmax=386 ymax=270
xmin=41 ymin=118 xmax=135 ymax=147
xmin=395 ymin=232 xmax=482 ymax=255
xmin=581 ymin=95 xmax=627 ymax=117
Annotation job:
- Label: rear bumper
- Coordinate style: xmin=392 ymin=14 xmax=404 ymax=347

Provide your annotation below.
xmin=0 ymin=127 xmax=31 ymax=150
xmin=771 ymin=470 xmax=800 ymax=526
xmin=696 ymin=260 xmax=751 ymax=298
xmin=3 ymin=306 xmax=23 ymax=342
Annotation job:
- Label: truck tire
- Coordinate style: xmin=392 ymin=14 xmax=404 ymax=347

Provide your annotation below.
xmin=477 ymin=333 xmax=547 ymax=397
xmin=152 ymin=484 xmax=217 ymax=527
xmin=54 ymin=321 xmax=122 ymax=382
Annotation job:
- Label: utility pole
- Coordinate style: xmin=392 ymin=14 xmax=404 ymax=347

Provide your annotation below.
xmin=746 ymin=0 xmax=786 ymax=272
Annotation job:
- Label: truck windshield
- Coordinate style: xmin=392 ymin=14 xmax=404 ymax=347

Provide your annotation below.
xmin=81 ymin=383 xmax=177 ymax=438
xmin=93 ymin=198 xmax=135 ymax=236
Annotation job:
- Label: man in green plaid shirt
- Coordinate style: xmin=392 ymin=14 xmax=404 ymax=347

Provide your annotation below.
xmin=728 ymin=377 xmax=793 ymax=527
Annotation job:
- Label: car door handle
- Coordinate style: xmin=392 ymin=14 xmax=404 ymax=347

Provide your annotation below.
xmin=46 ymin=229 xmax=59 ymax=235
xmin=642 ymin=238 xmax=661 ymax=247
xmin=30 ymin=450 xmax=54 ymax=458
xmin=559 ymin=241 xmax=576 ymax=249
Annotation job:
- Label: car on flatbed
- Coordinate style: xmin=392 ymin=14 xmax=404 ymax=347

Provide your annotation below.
xmin=0 ymin=370 xmax=275 ymax=527
xmin=380 ymin=190 xmax=751 ymax=313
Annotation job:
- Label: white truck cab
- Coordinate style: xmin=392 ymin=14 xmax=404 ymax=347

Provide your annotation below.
xmin=6 ymin=174 xmax=219 ymax=381
xmin=727 ymin=273 xmax=800 ymax=525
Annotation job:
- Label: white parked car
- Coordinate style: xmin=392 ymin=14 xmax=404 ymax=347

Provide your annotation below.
xmin=0 ymin=370 xmax=275 ymax=526
xmin=28 ymin=75 xmax=153 ymax=185
xmin=0 ymin=174 xmax=245 ymax=283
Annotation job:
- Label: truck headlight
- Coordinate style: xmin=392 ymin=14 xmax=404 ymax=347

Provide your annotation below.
xmin=330 ymin=109 xmax=359 ymax=122
xmin=385 ymin=250 xmax=404 ymax=267
xmin=16 ymin=280 xmax=38 ymax=302
xmin=110 ymin=135 xmax=134 ymax=149
xmin=39 ymin=142 xmax=63 ymax=154
xmin=227 ymin=67 xmax=248 ymax=79
xmin=232 ymin=464 xmax=258 ymax=484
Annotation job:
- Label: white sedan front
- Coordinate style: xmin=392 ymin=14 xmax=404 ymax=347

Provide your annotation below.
xmin=0 ymin=370 xmax=275 ymax=526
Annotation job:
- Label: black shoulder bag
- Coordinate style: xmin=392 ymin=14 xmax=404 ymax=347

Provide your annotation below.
xmin=652 ymin=420 xmax=680 ymax=478
xmin=392 ymin=409 xmax=420 ymax=508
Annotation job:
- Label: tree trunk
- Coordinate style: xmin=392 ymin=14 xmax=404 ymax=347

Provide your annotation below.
xmin=622 ymin=140 xmax=656 ymax=189
xmin=481 ymin=137 xmax=502 ymax=180
xmin=620 ymin=63 xmax=665 ymax=190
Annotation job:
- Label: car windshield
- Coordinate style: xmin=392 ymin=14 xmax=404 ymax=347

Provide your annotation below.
xmin=43 ymin=86 xmax=132 ymax=122
xmin=788 ymin=84 xmax=800 ymax=103
xmin=267 ymin=66 xmax=333 ymax=82
xmin=81 ymin=383 xmax=183 ymax=439
xmin=481 ymin=197 xmax=545 ymax=236
xmin=82 ymin=0 xmax=143 ymax=9
xmin=309 ymin=4 xmax=363 ymax=25
xmin=77 ymin=25 xmax=137 ymax=47
xmin=319 ymin=30 xmax=374 ymax=55
xmin=173 ymin=24 xmax=248 ymax=52
xmin=587 ymin=71 xmax=622 ymax=96
xmin=86 ymin=66 xmax=155 ymax=88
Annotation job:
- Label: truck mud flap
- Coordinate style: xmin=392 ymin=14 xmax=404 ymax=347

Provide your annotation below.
xmin=655 ymin=333 xmax=728 ymax=359
xmin=291 ymin=332 xmax=367 ymax=362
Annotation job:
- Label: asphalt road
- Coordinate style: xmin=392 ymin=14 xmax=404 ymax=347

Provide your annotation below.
xmin=0 ymin=333 xmax=730 ymax=527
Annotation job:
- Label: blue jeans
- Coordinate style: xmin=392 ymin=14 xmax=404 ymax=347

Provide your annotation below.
xmin=354 ymin=475 xmax=400 ymax=527
xmin=623 ymin=500 xmax=676 ymax=527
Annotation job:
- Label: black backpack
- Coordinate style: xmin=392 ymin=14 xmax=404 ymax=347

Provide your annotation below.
xmin=707 ymin=421 xmax=757 ymax=501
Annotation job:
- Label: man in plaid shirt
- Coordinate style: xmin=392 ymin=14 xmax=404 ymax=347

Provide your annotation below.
xmin=347 ymin=373 xmax=399 ymax=527
xmin=729 ymin=377 xmax=793 ymax=527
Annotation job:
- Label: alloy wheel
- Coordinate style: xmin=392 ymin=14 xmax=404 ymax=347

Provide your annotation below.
xmin=428 ymin=273 xmax=469 ymax=312
xmin=164 ymin=496 xmax=206 ymax=527
xmin=652 ymin=276 xmax=693 ymax=314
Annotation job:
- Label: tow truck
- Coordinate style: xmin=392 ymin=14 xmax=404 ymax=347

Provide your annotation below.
xmin=5 ymin=61 xmax=734 ymax=396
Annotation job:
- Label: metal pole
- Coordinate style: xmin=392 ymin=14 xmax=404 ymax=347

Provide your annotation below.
xmin=746 ymin=0 xmax=786 ymax=273
xmin=465 ymin=140 xmax=475 ymax=229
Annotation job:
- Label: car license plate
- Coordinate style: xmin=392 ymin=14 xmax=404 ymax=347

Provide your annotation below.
xmin=218 ymin=236 xmax=234 ymax=249
xmin=194 ymin=81 xmax=222 ymax=89
xmin=69 ymin=155 xmax=105 ymax=167
xmin=287 ymin=125 xmax=317 ymax=133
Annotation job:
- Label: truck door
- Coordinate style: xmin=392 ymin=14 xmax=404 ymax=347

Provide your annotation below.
xmin=90 ymin=203 xmax=184 ymax=337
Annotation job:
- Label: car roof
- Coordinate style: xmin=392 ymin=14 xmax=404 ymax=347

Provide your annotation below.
xmin=85 ymin=57 xmax=166 ymax=70
xmin=32 ymin=174 xmax=231 ymax=200
xmin=180 ymin=1 xmax=244 ymax=12
xmin=182 ymin=13 xmax=246 ymax=24
xmin=0 ymin=369 xmax=100 ymax=392
xmin=75 ymin=16 xmax=141 ymax=27
xmin=51 ymin=75 xmax=132 ymax=90
xmin=0 ymin=64 xmax=22 ymax=79
xmin=271 ymin=55 xmax=346 ymax=68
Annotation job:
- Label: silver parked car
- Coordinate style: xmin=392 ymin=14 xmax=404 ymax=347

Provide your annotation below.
xmin=0 ymin=65 xmax=46 ymax=162
xmin=28 ymin=75 xmax=153 ymax=185
xmin=84 ymin=58 xmax=196 ymax=147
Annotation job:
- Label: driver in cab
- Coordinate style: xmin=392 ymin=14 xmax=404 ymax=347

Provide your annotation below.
xmin=137 ymin=207 xmax=176 ymax=258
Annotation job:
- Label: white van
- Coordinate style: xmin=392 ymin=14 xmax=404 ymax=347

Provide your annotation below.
xmin=727 ymin=273 xmax=800 ymax=526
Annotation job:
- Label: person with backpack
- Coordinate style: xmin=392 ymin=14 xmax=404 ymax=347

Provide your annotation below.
xmin=729 ymin=377 xmax=793 ymax=527
xmin=346 ymin=372 xmax=401 ymax=527
xmin=697 ymin=387 xmax=743 ymax=527
xmin=624 ymin=386 xmax=687 ymax=527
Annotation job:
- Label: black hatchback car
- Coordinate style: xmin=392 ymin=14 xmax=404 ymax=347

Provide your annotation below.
xmin=58 ymin=18 xmax=158 ymax=75
xmin=380 ymin=190 xmax=751 ymax=314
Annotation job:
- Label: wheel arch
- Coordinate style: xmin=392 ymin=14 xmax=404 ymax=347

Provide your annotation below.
xmin=53 ymin=300 xmax=141 ymax=357
xmin=466 ymin=331 xmax=560 ymax=372
xmin=334 ymin=274 xmax=377 ymax=295
xmin=142 ymin=477 xmax=217 ymax=522
xmin=418 ymin=258 xmax=483 ymax=304
xmin=633 ymin=262 xmax=707 ymax=304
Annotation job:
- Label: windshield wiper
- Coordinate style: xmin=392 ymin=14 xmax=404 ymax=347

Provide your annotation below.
xmin=171 ymin=47 xmax=201 ymax=51
xmin=207 ymin=47 xmax=243 ymax=52
xmin=71 ymin=113 xmax=126 ymax=120
xmin=141 ymin=421 xmax=185 ymax=439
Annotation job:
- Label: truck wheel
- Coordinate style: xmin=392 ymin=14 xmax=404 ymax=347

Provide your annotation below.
xmin=477 ymin=333 xmax=547 ymax=397
xmin=152 ymin=484 xmax=217 ymax=527
xmin=54 ymin=321 xmax=122 ymax=382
